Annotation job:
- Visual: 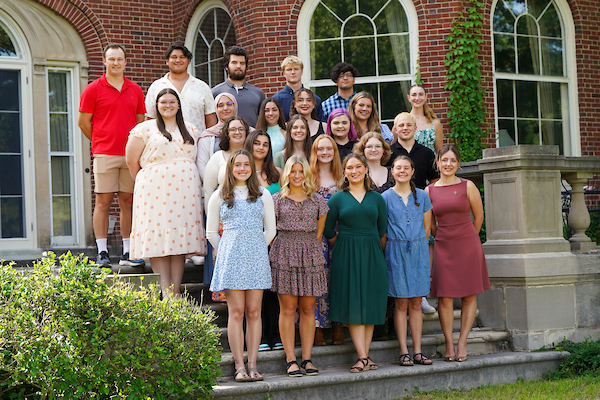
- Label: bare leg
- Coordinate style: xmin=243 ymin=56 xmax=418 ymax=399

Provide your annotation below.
xmin=244 ymin=289 xmax=264 ymax=366
xmin=348 ymin=324 xmax=375 ymax=370
xmin=93 ymin=192 xmax=114 ymax=239
xmin=394 ymin=298 xmax=410 ymax=355
xmin=167 ymin=254 xmax=185 ymax=296
xmin=298 ymin=296 xmax=317 ymax=368
xmin=408 ymin=297 xmax=423 ymax=354
xmin=149 ymin=257 xmax=172 ymax=297
xmin=457 ymin=295 xmax=477 ymax=359
xmin=224 ymin=290 xmax=247 ymax=371
xmin=437 ymin=297 xmax=455 ymax=358
xmin=116 ymin=191 xmax=133 ymax=237
xmin=278 ymin=293 xmax=300 ymax=372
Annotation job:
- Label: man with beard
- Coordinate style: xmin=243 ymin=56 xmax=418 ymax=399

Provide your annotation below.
xmin=211 ymin=46 xmax=265 ymax=127
xmin=320 ymin=62 xmax=359 ymax=121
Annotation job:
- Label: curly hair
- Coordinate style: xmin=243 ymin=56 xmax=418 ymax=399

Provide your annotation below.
xmin=219 ymin=116 xmax=249 ymax=151
xmin=352 ymin=131 xmax=391 ymax=166
xmin=330 ymin=62 xmax=359 ymax=83
xmin=290 ymin=88 xmax=318 ymax=120
xmin=223 ymin=45 xmax=248 ymax=67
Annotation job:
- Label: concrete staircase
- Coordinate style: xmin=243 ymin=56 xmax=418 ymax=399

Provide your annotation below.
xmin=182 ymin=279 xmax=568 ymax=400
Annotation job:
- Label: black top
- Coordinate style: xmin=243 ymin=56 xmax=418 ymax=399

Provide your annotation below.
xmin=337 ymin=140 xmax=358 ymax=163
xmin=387 ymin=141 xmax=439 ymax=189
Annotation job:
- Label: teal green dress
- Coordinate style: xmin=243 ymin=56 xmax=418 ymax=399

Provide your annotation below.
xmin=324 ymin=191 xmax=388 ymax=325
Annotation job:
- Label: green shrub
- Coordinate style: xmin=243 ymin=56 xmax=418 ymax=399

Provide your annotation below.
xmin=547 ymin=338 xmax=600 ymax=380
xmin=0 ymin=252 xmax=221 ymax=399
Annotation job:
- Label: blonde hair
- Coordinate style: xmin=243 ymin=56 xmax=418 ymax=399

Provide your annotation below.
xmin=309 ymin=135 xmax=342 ymax=188
xmin=409 ymin=84 xmax=438 ymax=124
xmin=280 ymin=155 xmax=316 ymax=199
xmin=281 ymin=56 xmax=303 ymax=70
xmin=353 ymin=131 xmax=392 ymax=165
xmin=393 ymin=112 xmax=417 ymax=127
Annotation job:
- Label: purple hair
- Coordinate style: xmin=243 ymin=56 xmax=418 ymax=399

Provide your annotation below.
xmin=326 ymin=108 xmax=358 ymax=141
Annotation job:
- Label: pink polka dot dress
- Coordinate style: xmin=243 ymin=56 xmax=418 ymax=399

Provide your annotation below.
xmin=129 ymin=120 xmax=206 ymax=259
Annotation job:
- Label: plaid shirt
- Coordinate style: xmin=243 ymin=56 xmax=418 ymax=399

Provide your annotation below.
xmin=321 ymin=91 xmax=356 ymax=121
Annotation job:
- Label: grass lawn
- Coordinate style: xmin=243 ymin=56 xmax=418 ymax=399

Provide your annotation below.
xmin=403 ymin=374 xmax=600 ymax=399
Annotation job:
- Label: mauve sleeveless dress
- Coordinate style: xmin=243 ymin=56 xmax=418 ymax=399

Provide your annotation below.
xmin=428 ymin=178 xmax=490 ymax=298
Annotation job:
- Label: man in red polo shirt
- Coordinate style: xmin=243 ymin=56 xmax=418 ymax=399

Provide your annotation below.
xmin=78 ymin=43 xmax=146 ymax=267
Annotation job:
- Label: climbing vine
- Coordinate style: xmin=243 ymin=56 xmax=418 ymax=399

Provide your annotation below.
xmin=444 ymin=0 xmax=487 ymax=162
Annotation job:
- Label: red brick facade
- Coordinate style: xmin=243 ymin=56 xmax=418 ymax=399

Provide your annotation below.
xmin=30 ymin=0 xmax=600 ymax=241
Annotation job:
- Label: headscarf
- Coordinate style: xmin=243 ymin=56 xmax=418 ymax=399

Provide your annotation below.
xmin=199 ymin=93 xmax=239 ymax=138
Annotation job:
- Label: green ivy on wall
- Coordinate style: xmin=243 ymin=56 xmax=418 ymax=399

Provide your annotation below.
xmin=444 ymin=0 xmax=487 ymax=162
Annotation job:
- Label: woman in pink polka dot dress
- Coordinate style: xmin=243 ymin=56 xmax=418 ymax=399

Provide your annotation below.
xmin=126 ymin=88 xmax=206 ymax=298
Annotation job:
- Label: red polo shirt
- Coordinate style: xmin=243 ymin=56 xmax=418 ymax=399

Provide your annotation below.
xmin=79 ymin=74 xmax=146 ymax=155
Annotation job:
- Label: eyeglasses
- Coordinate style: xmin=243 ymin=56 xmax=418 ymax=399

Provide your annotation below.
xmin=228 ymin=127 xmax=246 ymax=133
xmin=365 ymin=144 xmax=383 ymax=150
xmin=217 ymin=102 xmax=234 ymax=108
xmin=159 ymin=100 xmax=178 ymax=105
xmin=339 ymin=72 xmax=354 ymax=78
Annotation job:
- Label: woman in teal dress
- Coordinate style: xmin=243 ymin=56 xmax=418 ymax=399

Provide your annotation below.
xmin=324 ymin=153 xmax=388 ymax=373
xmin=245 ymin=129 xmax=283 ymax=352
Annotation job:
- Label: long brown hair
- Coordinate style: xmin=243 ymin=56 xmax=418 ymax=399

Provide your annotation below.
xmin=409 ymin=84 xmax=438 ymax=124
xmin=392 ymin=155 xmax=420 ymax=207
xmin=282 ymin=115 xmax=312 ymax=163
xmin=290 ymin=88 xmax=318 ymax=120
xmin=310 ymin=135 xmax=342 ymax=188
xmin=155 ymin=89 xmax=193 ymax=144
xmin=348 ymin=91 xmax=382 ymax=138
xmin=221 ymin=149 xmax=262 ymax=208
xmin=339 ymin=153 xmax=371 ymax=192
xmin=244 ymin=129 xmax=280 ymax=185
xmin=256 ymin=97 xmax=286 ymax=130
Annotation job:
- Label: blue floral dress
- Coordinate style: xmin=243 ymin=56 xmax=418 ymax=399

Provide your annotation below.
xmin=315 ymin=184 xmax=338 ymax=328
xmin=414 ymin=123 xmax=436 ymax=152
xmin=382 ymin=188 xmax=432 ymax=298
xmin=209 ymin=189 xmax=272 ymax=291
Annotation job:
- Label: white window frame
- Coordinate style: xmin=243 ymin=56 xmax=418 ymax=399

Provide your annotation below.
xmin=297 ymin=0 xmax=419 ymax=123
xmin=46 ymin=65 xmax=84 ymax=246
xmin=491 ymin=0 xmax=580 ymax=156
xmin=185 ymin=0 xmax=233 ymax=86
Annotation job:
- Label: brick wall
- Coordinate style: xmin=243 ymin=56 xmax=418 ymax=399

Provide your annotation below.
xmin=33 ymin=0 xmax=600 ymax=242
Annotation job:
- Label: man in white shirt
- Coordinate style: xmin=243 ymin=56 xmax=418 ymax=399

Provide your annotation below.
xmin=145 ymin=43 xmax=217 ymax=132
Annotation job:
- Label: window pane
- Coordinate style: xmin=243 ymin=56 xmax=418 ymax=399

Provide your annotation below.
xmin=195 ymin=63 xmax=209 ymax=84
xmin=516 ymin=15 xmax=538 ymax=35
xmin=518 ymin=119 xmax=540 ymax=145
xmin=380 ymin=81 xmax=411 ymax=121
xmin=1 ymin=197 xmax=23 ymax=238
xmin=344 ymin=15 xmax=373 ymax=37
xmin=0 ymin=113 xmax=21 ymax=153
xmin=209 ymin=60 xmax=223 ymax=86
xmin=0 ymin=155 xmax=23 ymax=195
xmin=51 ymin=156 xmax=71 ymax=195
xmin=48 ymin=72 xmax=68 ymax=113
xmin=378 ymin=35 xmax=410 ymax=75
xmin=49 ymin=114 xmax=69 ymax=152
xmin=517 ymin=35 xmax=540 ymax=74
xmin=493 ymin=1 xmax=515 ymax=33
xmin=360 ymin=0 xmax=388 ymax=18
xmin=216 ymin=9 xmax=231 ymax=39
xmin=498 ymin=119 xmax=516 ymax=147
xmin=194 ymin=38 xmax=209 ymax=68
xmin=516 ymin=80 xmax=537 ymax=118
xmin=494 ymin=34 xmax=516 ymax=73
xmin=504 ymin=0 xmax=526 ymax=16
xmin=528 ymin=0 xmax=550 ymax=19
xmin=310 ymin=3 xmax=342 ymax=40
xmin=312 ymin=86 xmax=337 ymax=105
xmin=52 ymin=196 xmax=72 ymax=236
xmin=200 ymin=10 xmax=215 ymax=43
xmin=322 ymin=0 xmax=355 ymax=21
xmin=0 ymin=25 xmax=17 ymax=57
xmin=539 ymin=4 xmax=561 ymax=38
xmin=541 ymin=38 xmax=563 ymax=76
xmin=224 ymin=22 xmax=236 ymax=48
xmin=0 ymin=70 xmax=19 ymax=111
xmin=311 ymin=40 xmax=341 ymax=80
xmin=541 ymin=120 xmax=563 ymax=153
xmin=496 ymin=80 xmax=514 ymax=117
xmin=375 ymin=0 xmax=408 ymax=34
xmin=539 ymin=82 xmax=561 ymax=119
xmin=343 ymin=37 xmax=376 ymax=76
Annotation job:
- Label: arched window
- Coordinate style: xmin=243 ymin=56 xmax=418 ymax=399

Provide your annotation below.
xmin=493 ymin=0 xmax=578 ymax=155
xmin=188 ymin=2 xmax=236 ymax=87
xmin=299 ymin=0 xmax=418 ymax=124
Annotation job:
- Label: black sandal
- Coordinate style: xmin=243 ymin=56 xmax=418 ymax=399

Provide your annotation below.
xmin=413 ymin=353 xmax=433 ymax=365
xmin=350 ymin=358 xmax=368 ymax=373
xmin=286 ymin=360 xmax=303 ymax=377
xmin=399 ymin=353 xmax=414 ymax=366
xmin=301 ymin=359 xmax=319 ymax=376
xmin=367 ymin=357 xmax=378 ymax=370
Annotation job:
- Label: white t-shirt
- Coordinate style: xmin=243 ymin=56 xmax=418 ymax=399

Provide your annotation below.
xmin=145 ymin=73 xmax=215 ymax=133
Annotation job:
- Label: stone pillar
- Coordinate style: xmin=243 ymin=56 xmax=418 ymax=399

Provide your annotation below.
xmin=475 ymin=145 xmax=600 ymax=351
xmin=562 ymin=172 xmax=595 ymax=251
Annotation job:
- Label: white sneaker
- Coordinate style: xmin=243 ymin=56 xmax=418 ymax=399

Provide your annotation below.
xmin=421 ymin=297 xmax=436 ymax=314
xmin=190 ymin=256 xmax=204 ymax=266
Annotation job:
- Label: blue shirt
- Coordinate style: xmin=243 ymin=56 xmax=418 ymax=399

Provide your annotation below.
xmin=321 ymin=91 xmax=356 ymax=121
xmin=272 ymin=84 xmax=323 ymax=122
xmin=211 ymin=78 xmax=265 ymax=127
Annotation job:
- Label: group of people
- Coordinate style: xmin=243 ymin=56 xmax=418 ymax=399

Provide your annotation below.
xmin=79 ymin=42 xmax=489 ymax=382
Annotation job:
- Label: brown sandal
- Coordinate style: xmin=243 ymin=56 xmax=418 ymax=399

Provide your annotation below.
xmin=234 ymin=367 xmax=251 ymax=382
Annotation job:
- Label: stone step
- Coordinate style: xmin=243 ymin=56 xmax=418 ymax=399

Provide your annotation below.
xmin=218 ymin=329 xmax=513 ymax=378
xmin=212 ymin=350 xmax=567 ymax=400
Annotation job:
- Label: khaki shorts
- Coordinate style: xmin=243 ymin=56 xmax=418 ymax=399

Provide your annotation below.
xmin=93 ymin=154 xmax=134 ymax=193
